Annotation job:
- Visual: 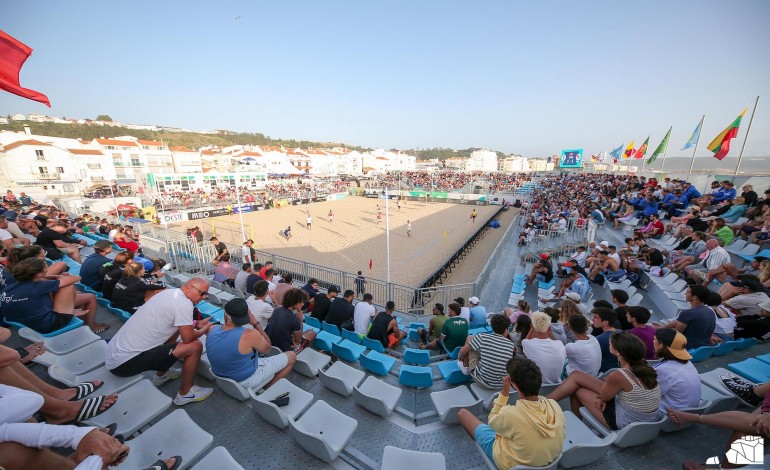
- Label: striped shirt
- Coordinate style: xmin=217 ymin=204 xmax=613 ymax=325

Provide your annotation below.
xmin=469 ymin=332 xmax=516 ymax=389
xmin=703 ymin=247 xmax=730 ymax=270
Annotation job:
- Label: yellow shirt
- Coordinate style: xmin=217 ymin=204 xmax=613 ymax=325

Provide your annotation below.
xmin=489 ymin=394 xmax=565 ymax=469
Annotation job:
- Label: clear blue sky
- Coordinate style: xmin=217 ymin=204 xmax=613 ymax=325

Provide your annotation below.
xmin=2 ymin=0 xmax=769 ymax=158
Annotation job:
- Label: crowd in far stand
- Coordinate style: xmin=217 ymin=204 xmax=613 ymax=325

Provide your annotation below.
xmin=371 ymin=171 xmax=532 ymax=192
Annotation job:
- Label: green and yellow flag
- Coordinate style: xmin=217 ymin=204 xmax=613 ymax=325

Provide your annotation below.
xmin=648 ymin=127 xmax=671 ymax=164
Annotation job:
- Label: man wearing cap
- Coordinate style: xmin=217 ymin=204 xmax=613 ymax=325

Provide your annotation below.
xmin=722 ymin=278 xmax=770 ymax=316
xmin=468 ymin=296 xmax=487 ymax=328
xmin=310 ymin=285 xmax=339 ymax=323
xmin=734 ymin=300 xmax=770 ymax=340
xmin=526 ymin=253 xmax=553 ymax=286
xmin=418 ymin=303 xmax=448 ymax=349
xmin=522 ymin=312 xmax=566 ymax=383
xmin=653 ymin=329 xmax=701 ymax=412
xmin=655 ymin=285 xmax=715 ymax=349
xmin=78 ymin=240 xmax=114 ymax=290
xmin=206 ymin=298 xmax=295 ymax=389
xmin=565 ymin=292 xmax=590 ymax=317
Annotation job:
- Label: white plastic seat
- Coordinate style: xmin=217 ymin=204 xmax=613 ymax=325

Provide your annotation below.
xmin=250 ymin=378 xmax=314 ymax=428
xmin=579 ymin=407 xmax=666 ymax=448
xmin=699 ymin=368 xmax=746 ymax=410
xmin=430 ymin=385 xmax=483 ymax=424
xmin=352 ymin=376 xmax=402 ymax=417
xmin=476 ymin=442 xmax=560 ymax=470
xmin=318 ymin=360 xmax=365 ymax=396
xmin=116 ymin=410 xmax=213 ymax=469
xmin=469 ymin=383 xmax=501 ymax=410
xmin=213 ymin=371 xmax=273 ymax=401
xmin=661 ymin=400 xmax=711 ymax=432
xmin=286 ymin=400 xmax=358 ymax=463
xmin=724 ymin=239 xmax=748 ymax=253
xmin=294 ymin=348 xmax=331 ymax=377
xmin=191 ymin=447 xmax=244 ymax=470
xmin=82 ymin=379 xmax=172 ymax=435
xmin=659 ymin=279 xmax=688 ymax=293
xmin=626 ymin=293 xmax=643 ymax=306
xmin=381 ymin=446 xmax=446 ymax=469
xmin=17 ymin=325 xmax=100 ymax=355
xmin=650 ymin=273 xmax=679 ymax=285
xmin=560 ymin=411 xmax=615 ymax=468
xmin=48 ymin=365 xmax=143 ymax=397
xmin=33 ymin=340 xmax=107 ymax=376
xmin=197 ymin=353 xmax=216 ymax=380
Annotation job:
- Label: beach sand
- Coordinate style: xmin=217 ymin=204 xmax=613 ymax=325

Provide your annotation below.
xmin=172 ymin=196 xmax=507 ymax=287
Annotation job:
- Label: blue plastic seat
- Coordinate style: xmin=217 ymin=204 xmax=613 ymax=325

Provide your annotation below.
xmin=711 ymin=341 xmax=738 ymax=356
xmin=443 ymin=346 xmax=462 ymax=360
xmin=75 ymin=282 xmax=97 ymax=294
xmin=399 ymin=365 xmax=433 ymax=388
xmin=436 ymin=360 xmax=472 ymax=385
xmin=538 ymin=279 xmax=556 ymax=289
xmin=733 ymin=337 xmax=759 ymax=350
xmin=688 ymin=346 xmax=715 ymax=363
xmin=407 ymin=322 xmax=426 ymax=341
xmin=360 ymin=351 xmax=396 ymax=375
xmin=341 ymin=329 xmax=362 ymax=344
xmin=468 ymin=327 xmax=487 ymax=336
xmin=332 ymin=339 xmax=367 ymax=362
xmin=195 ymin=302 xmax=222 ymax=316
xmin=727 ymin=358 xmax=770 ymax=384
xmin=313 ymin=330 xmax=342 ymax=352
xmin=756 ymin=353 xmax=770 ymax=365
xmin=303 ymin=324 xmax=320 ymax=334
xmin=97 ymin=297 xmax=111 ymax=308
xmin=304 ymin=316 xmax=321 ymax=329
xmin=362 ymin=336 xmax=386 ymax=353
xmin=403 ymin=347 xmax=431 ymax=365
xmin=107 ymin=306 xmax=132 ymax=322
xmin=72 ymin=234 xmax=96 ymax=246
xmin=321 ymin=322 xmax=341 ymax=336
xmin=4 ymin=317 xmax=84 ymax=338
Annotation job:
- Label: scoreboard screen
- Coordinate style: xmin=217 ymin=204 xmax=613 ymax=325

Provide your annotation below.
xmin=559 ymin=149 xmax=583 ymax=168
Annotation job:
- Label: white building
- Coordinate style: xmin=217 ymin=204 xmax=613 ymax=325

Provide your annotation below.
xmin=146 ymin=171 xmax=268 ymax=193
xmin=466 ymin=150 xmax=498 ymax=172
xmin=500 ymin=156 xmax=529 ymax=173
xmin=169 ymin=146 xmax=203 ymax=173
xmin=361 ymin=149 xmax=417 ymax=174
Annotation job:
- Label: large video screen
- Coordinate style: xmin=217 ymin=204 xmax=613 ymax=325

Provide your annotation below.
xmin=559 ymin=149 xmax=583 ymax=168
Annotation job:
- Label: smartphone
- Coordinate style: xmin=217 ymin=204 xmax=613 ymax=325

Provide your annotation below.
xmin=274 ymin=391 xmax=289 ymax=400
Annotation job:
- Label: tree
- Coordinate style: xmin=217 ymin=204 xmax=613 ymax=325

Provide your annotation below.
xmin=96 ymin=115 xmax=113 ymax=122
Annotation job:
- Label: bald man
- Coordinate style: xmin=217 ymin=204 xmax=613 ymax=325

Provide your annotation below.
xmin=105 ymin=277 xmax=215 ymax=405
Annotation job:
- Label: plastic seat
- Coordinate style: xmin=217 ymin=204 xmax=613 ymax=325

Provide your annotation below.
xmin=430 ymin=385 xmax=483 ymax=424
xmin=96 ymin=297 xmax=112 ymax=308
xmin=359 ymin=350 xmax=396 ymax=376
xmin=381 ymin=446 xmax=446 ymax=469
xmin=304 ymin=316 xmax=321 ymax=329
xmin=403 ymin=347 xmax=431 ymax=365
xmin=191 ymin=447 xmax=244 ymax=470
xmin=341 ymin=328 xmax=362 ymax=344
xmin=318 ymin=360 xmax=365 ymax=396
xmin=727 ymin=358 xmax=770 ymax=383
xmin=560 ymin=411 xmax=616 ymax=468
xmin=361 ymin=335 xmax=386 ymax=353
xmin=712 ymin=340 xmax=738 ymax=356
xmin=757 ymin=353 xmax=770 ymax=365
xmin=724 ymin=239 xmax=748 ymax=253
xmin=352 ymin=376 xmax=402 ymax=417
xmin=626 ymin=293 xmax=643 ymax=306
xmin=740 ymin=248 xmax=770 ymax=263
xmin=659 ymin=279 xmax=688 ymax=293
xmin=213 ymin=370 xmax=273 ymax=401
xmin=688 ymin=345 xmax=716 ymax=362
xmin=33 ymin=340 xmax=107 ymax=376
xmin=436 ymin=360 xmax=472 ymax=385
xmin=107 ymin=306 xmax=132 ymax=322
xmin=469 ymin=382 xmax=501 ymax=410
xmin=286 ymin=400 xmax=358 ymax=463
xmin=312 ymin=330 xmax=342 ymax=352
xmin=321 ymin=321 xmax=341 ymax=336
xmin=700 ymin=382 xmax=740 ymax=413
xmin=82 ymin=379 xmax=172 ymax=435
xmin=476 ymin=442 xmax=560 ymax=470
xmin=195 ymin=302 xmax=223 ymax=317
xmin=4 ymin=317 xmax=84 ymax=338
xmin=116 ymin=410 xmax=213 ymax=469
xmin=661 ymin=400 xmax=711 ymax=432
xmin=197 ymin=353 xmax=216 ymax=380
xmin=538 ymin=278 xmax=556 ymax=289
xmin=332 ymin=339 xmax=367 ymax=363
xmin=295 ymin=348 xmax=331 ymax=377
xmin=733 ymin=337 xmax=758 ymax=350
xmin=48 ymin=365 xmax=142 ymax=397
xmin=207 ymin=293 xmax=224 ymax=306
xmin=250 ymin=378 xmax=314 ymax=428
xmin=15 ymin=325 xmax=100 ymax=355
xmin=399 ymin=365 xmax=433 ymax=388
xmin=579 ymin=407 xmax=666 ymax=448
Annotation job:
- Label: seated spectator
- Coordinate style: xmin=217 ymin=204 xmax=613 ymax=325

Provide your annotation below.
xmin=212 ymin=259 xmax=239 ymax=287
xmin=418 ymin=303 xmax=447 ymax=348
xmin=526 ymin=253 xmax=554 ymax=286
xmin=544 ymin=307 xmax=568 ymax=344
xmin=325 ymin=289 xmax=355 ymax=329
xmin=656 ymin=285 xmax=716 ymax=349
xmin=246 ymin=280 xmax=277 ymax=328
xmin=272 ymin=273 xmax=295 ymax=306
xmin=99 ymin=251 xmax=134 ymax=299
xmin=244 ymin=263 xmax=264 ymax=295
xmin=652 ymin=329 xmax=701 ymax=412
xmin=458 ymin=358 xmax=565 ymax=469
xmin=511 ymin=315 xmax=531 ymax=357
xmin=310 ymin=285 xmax=339 ymax=323
xmin=565 ymin=314 xmax=601 ymax=376
xmin=708 ymin=218 xmax=734 ymax=246
xmin=454 ymin=296 xmax=471 ymax=321
xmin=34 ymin=221 xmax=85 ymax=262
xmin=78 ymin=240 xmax=113 ymax=289
xmin=2 ymin=258 xmax=107 ymax=334
xmin=706 ymin=292 xmax=736 ymax=342
xmin=233 ymin=263 xmax=252 ymax=292
xmin=422 ymin=302 xmax=468 ymax=353
xmin=626 ymin=306 xmax=655 ymax=359
xmin=547 ymin=332 xmax=663 ymax=430
xmin=564 ymin=291 xmax=590 ymax=318
xmin=508 ymin=299 xmax=531 ymax=323
xmin=591 ymin=308 xmax=620 ymax=372
xmin=702 ymin=256 xmax=767 ymax=286
xmin=458 ymin=314 xmax=516 ymax=390
xmin=722 ymin=278 xmax=770 ymax=316
xmin=111 ymin=262 xmax=166 ymax=313
xmin=353 ymin=293 xmax=376 ymax=335
xmin=3 ymin=245 xmax=67 ymax=289
xmin=667 ymin=230 xmax=707 ymax=273
xmin=734 ymin=299 xmax=770 ymax=340
xmin=685 ymin=238 xmax=730 ymax=286
xmin=522 ymin=312 xmax=566 ymax=384
xmin=106 ymin=278 xmax=215 ymax=406
xmin=300 ymin=277 xmax=319 ymax=309
xmin=367 ymin=300 xmax=406 ymax=349
xmin=206 ymin=298 xmax=295 ymax=389
xmin=468 ymin=296 xmax=487 ymax=327
xmin=112 ymin=226 xmax=140 ymax=253
xmin=265 ymin=288 xmax=317 ymax=352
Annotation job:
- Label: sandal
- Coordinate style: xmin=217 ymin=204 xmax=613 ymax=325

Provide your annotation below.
xmin=665 ymin=407 xmax=683 ymax=428
xmin=74 ymin=395 xmax=118 ymax=423
xmin=68 ymin=381 xmax=104 ymax=401
xmin=143 ymin=456 xmax=182 ymax=470
xmin=90 ymin=323 xmax=110 ymax=334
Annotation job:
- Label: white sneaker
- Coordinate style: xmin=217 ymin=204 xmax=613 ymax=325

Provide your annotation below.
xmin=152 ymin=367 xmax=182 ymax=386
xmin=457 ymin=359 xmax=470 ymax=375
xmin=173 ymin=385 xmax=214 ymax=406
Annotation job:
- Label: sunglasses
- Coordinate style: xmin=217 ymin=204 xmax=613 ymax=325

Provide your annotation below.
xmin=190 ymin=286 xmax=209 ymax=298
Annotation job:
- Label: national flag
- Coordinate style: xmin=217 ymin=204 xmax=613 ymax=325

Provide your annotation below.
xmin=368 ymin=258 xmax=373 ymax=270
xmin=634 ymin=135 xmax=649 ymax=159
xmin=609 ymin=144 xmax=624 ymax=161
xmin=648 ymin=127 xmax=671 ymax=164
xmin=0 ymin=30 xmax=50 ymax=107
xmin=623 ymin=140 xmax=636 ymax=159
xmin=707 ymin=109 xmax=747 ymax=161
xmin=682 ymin=117 xmax=703 ymax=150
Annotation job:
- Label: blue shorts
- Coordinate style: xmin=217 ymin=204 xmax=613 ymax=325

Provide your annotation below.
xmin=474 ymin=424 xmax=496 ymax=464
xmin=535 ymin=273 xmax=546 ymax=282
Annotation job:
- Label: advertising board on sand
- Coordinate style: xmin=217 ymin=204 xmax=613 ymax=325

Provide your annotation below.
xmin=157 ymin=210 xmax=188 ymax=223
xmin=188 ymin=208 xmax=230 ymax=220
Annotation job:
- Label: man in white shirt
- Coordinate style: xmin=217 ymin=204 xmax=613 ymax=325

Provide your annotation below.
xmin=353 ymin=293 xmax=376 ymax=335
xmin=454 ymin=297 xmax=471 ymax=321
xmin=522 ymin=312 xmax=566 ymax=384
xmin=241 ymin=239 xmax=256 ymax=265
xmin=686 ymin=238 xmax=732 ymax=285
xmin=107 ymin=225 xmax=118 ymax=242
xmin=105 ymin=277 xmax=215 ymax=406
xmin=246 ymin=280 xmax=276 ymax=327
xmin=564 ymin=315 xmax=601 ymax=376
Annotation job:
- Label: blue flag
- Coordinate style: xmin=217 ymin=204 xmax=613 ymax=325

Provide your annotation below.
xmin=609 ymin=144 xmax=624 ymax=161
xmin=682 ymin=117 xmax=703 ymax=150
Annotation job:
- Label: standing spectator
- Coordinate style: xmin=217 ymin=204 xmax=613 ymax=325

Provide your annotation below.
xmin=353 ymin=293 xmax=376 ymax=336
xmin=210 ymin=237 xmax=229 ymax=265
xmin=522 ymin=312 xmax=567 ymax=384
xmin=241 ymin=239 xmax=256 ymax=266
xmin=355 ymin=271 xmax=366 ymax=298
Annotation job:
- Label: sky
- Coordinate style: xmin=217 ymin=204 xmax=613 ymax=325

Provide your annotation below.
xmin=2 ymin=0 xmax=769 ymax=159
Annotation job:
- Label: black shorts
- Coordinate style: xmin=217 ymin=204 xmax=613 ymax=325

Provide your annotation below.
xmin=109 ymin=343 xmax=178 ymax=377
xmin=42 ymin=312 xmax=75 ymax=333
xmin=602 ymin=398 xmax=619 ymax=430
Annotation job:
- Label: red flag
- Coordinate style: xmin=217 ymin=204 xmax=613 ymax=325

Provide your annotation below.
xmin=368 ymin=259 xmax=373 ymax=270
xmin=0 ymin=30 xmax=50 ymax=107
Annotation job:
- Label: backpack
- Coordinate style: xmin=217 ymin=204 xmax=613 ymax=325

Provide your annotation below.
xmin=605 ymin=269 xmax=627 ymax=283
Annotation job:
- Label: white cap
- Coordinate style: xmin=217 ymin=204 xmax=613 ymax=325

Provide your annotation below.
xmin=468 ymin=296 xmax=480 ymax=305
xmin=599 ymin=240 xmax=609 ymax=247
xmin=564 ymin=292 xmax=581 ymax=302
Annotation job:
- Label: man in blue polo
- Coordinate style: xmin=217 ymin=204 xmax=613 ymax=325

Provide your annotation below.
xmin=79 ymin=240 xmax=113 ymax=289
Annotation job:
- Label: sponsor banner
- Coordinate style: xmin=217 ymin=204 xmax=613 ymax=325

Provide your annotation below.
xmin=312 ymin=196 xmax=326 ymax=202
xmin=157 ymin=210 xmax=188 ymax=223
xmin=187 ymin=208 xmax=230 ymax=220
xmin=326 ymin=193 xmax=348 ymax=201
xmin=232 ymin=204 xmax=254 ymax=214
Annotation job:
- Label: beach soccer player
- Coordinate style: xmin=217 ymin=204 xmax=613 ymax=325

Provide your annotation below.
xmin=397 ymin=199 xmax=402 ymax=211
xmin=376 ymin=212 xmax=382 ymax=224
xmin=306 ymin=214 xmax=312 ymax=229
xmin=328 ymin=210 xmax=334 ymax=222
xmin=471 ymin=209 xmax=478 ymax=222
xmin=407 ymin=220 xmax=412 ymax=238
xmin=283 ymin=226 xmax=292 ymax=240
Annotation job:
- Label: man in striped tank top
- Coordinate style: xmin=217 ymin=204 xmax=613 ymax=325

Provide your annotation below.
xmin=459 ymin=314 xmax=517 ymax=390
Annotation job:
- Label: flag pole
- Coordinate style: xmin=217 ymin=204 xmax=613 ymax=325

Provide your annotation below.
xmin=686 ymin=115 xmax=705 ymax=182
xmin=659 ymin=126 xmax=672 ymax=173
xmin=732 ymin=96 xmax=760 ymax=183
xmin=385 ymin=186 xmax=391 ymax=284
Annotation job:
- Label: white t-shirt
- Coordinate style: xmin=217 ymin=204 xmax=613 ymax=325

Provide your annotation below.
xmin=459 ymin=307 xmax=471 ymax=322
xmin=609 ymin=253 xmax=621 ymax=264
xmin=353 ymin=301 xmax=376 ymax=335
xmin=105 ymin=289 xmax=194 ymax=370
xmin=0 ymin=228 xmax=12 ymax=241
xmin=655 ymin=360 xmax=701 ymax=411
xmin=522 ymin=337 xmax=566 ymax=384
xmin=108 ymin=229 xmax=118 ymax=242
xmin=565 ymin=335 xmax=602 ymax=376
xmin=246 ymin=297 xmax=274 ymax=327
xmin=241 ymin=245 xmax=252 ymax=264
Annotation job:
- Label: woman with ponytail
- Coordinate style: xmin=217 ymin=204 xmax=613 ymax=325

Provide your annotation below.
xmin=110 ymin=262 xmax=165 ymax=313
xmin=2 ymin=245 xmax=68 ymax=287
xmin=547 ymin=331 xmax=662 ymax=430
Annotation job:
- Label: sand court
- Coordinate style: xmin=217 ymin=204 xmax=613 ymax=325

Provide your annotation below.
xmin=170 ymin=196 xmax=502 ymax=287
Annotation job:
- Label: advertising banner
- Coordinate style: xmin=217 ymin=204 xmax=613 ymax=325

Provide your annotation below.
xmin=157 ymin=210 xmax=188 ymax=224
xmin=187 ymin=208 xmax=230 ymax=220
xmin=232 ymin=204 xmax=254 ymax=214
